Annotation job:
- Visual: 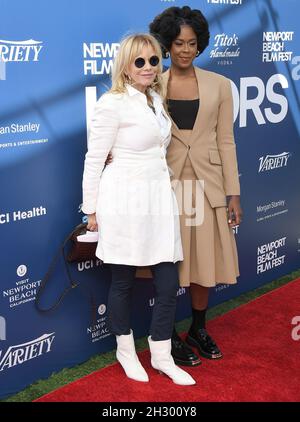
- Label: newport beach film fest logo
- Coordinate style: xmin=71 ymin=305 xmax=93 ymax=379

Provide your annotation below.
xmin=262 ymin=32 xmax=294 ymax=63
xmin=83 ymin=42 xmax=119 ymax=75
xmin=257 ymin=236 xmax=286 ymax=275
xmin=0 ymin=39 xmax=43 ymax=80
xmin=207 ymin=0 xmax=243 ymax=5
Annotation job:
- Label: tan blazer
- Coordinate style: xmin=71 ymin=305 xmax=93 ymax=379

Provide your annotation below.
xmin=136 ymin=67 xmax=240 ymax=279
xmin=162 ymin=66 xmax=240 ymax=208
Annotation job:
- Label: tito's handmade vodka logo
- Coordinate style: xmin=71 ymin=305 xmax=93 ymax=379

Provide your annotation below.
xmin=210 ymin=33 xmax=240 ymax=64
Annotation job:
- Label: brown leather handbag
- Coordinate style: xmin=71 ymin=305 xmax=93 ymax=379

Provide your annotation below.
xmin=35 ymin=223 xmax=100 ymax=312
xmin=67 ymin=223 xmax=98 ymax=262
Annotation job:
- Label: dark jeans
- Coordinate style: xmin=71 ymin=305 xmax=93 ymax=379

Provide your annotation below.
xmin=107 ymin=262 xmax=179 ymax=341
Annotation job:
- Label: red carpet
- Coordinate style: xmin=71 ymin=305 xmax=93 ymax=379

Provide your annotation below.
xmin=36 ymin=279 xmax=300 ymax=402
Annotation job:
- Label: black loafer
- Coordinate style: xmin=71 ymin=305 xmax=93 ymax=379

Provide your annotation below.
xmin=186 ymin=328 xmax=223 ymax=360
xmin=171 ymin=331 xmax=201 ymax=367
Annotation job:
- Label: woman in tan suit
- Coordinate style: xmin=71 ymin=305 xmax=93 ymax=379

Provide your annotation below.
xmin=149 ymin=6 xmax=242 ymax=366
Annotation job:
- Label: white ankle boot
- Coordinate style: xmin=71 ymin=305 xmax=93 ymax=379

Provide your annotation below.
xmin=148 ymin=336 xmax=196 ymax=386
xmin=116 ymin=330 xmax=149 ymax=382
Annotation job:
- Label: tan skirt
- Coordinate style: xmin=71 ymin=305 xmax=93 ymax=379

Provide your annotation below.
xmin=178 ymin=156 xmax=239 ymax=287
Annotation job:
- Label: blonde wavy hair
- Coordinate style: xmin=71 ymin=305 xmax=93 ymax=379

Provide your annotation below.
xmin=110 ymin=33 xmax=164 ymax=98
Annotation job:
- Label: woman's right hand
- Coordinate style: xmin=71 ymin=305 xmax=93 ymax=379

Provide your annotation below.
xmin=87 ymin=213 xmax=98 ymax=232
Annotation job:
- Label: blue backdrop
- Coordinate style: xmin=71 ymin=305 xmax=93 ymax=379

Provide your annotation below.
xmin=0 ymin=0 xmax=299 ymax=399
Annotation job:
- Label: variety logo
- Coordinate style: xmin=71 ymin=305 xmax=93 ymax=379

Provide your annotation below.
xmin=258 ymin=152 xmax=291 ymax=173
xmin=0 ymin=333 xmax=55 ymax=371
xmin=0 ymin=39 xmax=43 ymax=80
xmin=262 ymin=32 xmax=294 ymax=63
xmin=0 ymin=39 xmax=43 ymax=62
xmin=83 ymin=42 xmax=119 ymax=75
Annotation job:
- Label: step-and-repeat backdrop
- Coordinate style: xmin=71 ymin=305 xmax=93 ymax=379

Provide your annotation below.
xmin=1 ymin=0 xmax=299 ymax=398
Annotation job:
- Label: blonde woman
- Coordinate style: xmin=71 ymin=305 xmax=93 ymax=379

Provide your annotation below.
xmin=82 ymin=34 xmax=195 ymax=386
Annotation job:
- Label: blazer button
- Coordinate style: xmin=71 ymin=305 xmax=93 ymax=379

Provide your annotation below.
xmin=187 ymin=145 xmax=191 ymax=150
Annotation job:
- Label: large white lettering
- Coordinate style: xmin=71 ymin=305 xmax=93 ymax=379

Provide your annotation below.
xmin=232 ymin=74 xmax=288 ymax=128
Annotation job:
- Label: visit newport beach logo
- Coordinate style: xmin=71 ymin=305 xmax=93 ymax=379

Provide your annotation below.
xmin=0 ymin=333 xmax=55 ymax=371
xmin=0 ymin=39 xmax=43 ymax=80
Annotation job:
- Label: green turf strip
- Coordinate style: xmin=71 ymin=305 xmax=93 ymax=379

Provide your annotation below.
xmin=2 ymin=268 xmax=300 ymax=402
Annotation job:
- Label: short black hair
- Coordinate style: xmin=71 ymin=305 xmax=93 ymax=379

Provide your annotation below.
xmin=149 ymin=6 xmax=210 ymax=58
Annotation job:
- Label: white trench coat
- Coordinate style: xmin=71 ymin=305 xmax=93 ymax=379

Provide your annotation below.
xmin=82 ymin=85 xmax=183 ymax=266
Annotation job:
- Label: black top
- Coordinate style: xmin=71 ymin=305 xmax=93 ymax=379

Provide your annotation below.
xmin=167 ymin=99 xmax=199 ymax=130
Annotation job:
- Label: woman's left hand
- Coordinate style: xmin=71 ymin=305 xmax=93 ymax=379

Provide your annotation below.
xmin=227 ymin=195 xmax=243 ymax=227
xmin=105 ymin=152 xmax=113 ymax=166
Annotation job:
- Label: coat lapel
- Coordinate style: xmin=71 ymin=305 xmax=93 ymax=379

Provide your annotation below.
xmin=188 ymin=67 xmax=207 ymax=146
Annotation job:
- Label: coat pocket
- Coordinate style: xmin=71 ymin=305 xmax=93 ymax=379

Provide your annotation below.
xmin=209 ymin=149 xmax=222 ymax=165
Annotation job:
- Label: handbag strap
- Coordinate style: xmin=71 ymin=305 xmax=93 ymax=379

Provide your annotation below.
xmin=35 ymin=224 xmax=87 ymax=313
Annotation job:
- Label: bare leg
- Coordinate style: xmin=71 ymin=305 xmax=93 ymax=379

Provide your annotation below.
xmin=190 ymin=283 xmax=209 ymax=310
